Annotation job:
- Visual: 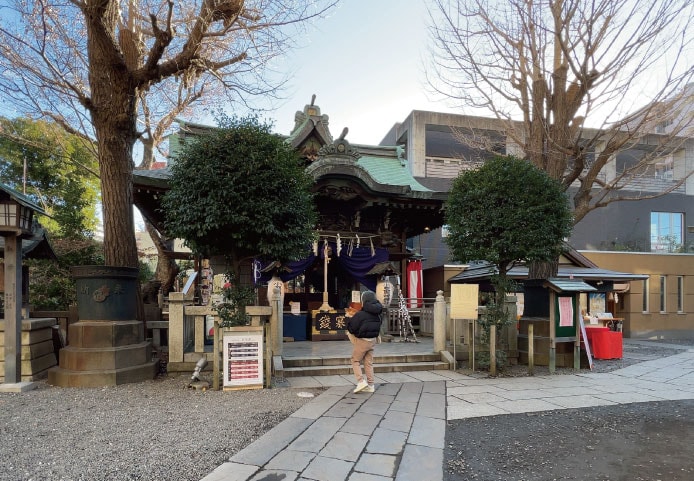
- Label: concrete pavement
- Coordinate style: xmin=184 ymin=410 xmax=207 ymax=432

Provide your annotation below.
xmin=201 ymin=342 xmax=694 ymax=481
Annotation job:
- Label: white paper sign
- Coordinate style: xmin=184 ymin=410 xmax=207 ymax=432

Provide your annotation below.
xmin=223 ymin=330 xmax=263 ymax=388
xmin=450 ymin=284 xmax=479 ymax=319
xmin=559 ymin=296 xmax=574 ymax=327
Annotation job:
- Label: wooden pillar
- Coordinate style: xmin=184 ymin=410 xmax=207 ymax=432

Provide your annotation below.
xmin=528 ymin=323 xmax=535 ymax=376
xmin=3 ymin=233 xmax=22 ymax=383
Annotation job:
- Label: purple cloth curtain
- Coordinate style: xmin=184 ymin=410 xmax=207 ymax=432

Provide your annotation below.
xmin=259 ymin=241 xmax=389 ymax=291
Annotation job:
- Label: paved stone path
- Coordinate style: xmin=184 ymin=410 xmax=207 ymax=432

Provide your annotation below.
xmin=201 ymin=343 xmax=694 ymax=481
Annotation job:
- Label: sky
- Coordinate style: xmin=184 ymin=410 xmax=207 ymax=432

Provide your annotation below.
xmin=239 ymin=0 xmax=458 ymax=145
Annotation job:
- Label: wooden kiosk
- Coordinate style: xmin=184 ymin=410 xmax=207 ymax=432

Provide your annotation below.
xmin=544 ymin=278 xmax=597 ymax=373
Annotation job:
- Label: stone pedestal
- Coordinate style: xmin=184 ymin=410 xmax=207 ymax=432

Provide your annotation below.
xmin=48 ymin=319 xmax=158 ymax=387
xmin=47 ymin=266 xmax=157 ymax=387
xmin=0 ymin=317 xmax=58 ymax=382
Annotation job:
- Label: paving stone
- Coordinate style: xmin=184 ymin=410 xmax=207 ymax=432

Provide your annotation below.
xmin=379 ymin=410 xmax=414 ymax=433
xmin=301 ymin=455 xmax=353 ymax=481
xmin=388 ymin=400 xmax=417 ymax=413
xmin=231 ymin=417 xmax=313 ymax=465
xmin=319 ymin=431 xmax=369 ymax=462
xmin=546 ymin=395 xmax=618 ymax=409
xmin=354 ymin=453 xmax=398 ymax=477
xmin=249 ymin=469 xmax=298 ymax=481
xmin=341 ymin=412 xmax=383 ymax=435
xmin=396 ymin=445 xmax=442 ymax=481
xmin=402 ymin=371 xmax=449 ymax=382
xmin=369 ymin=393 xmax=396 ymax=404
xmin=265 ymin=449 xmax=316 ymax=472
xmin=366 ymin=427 xmax=408 ymax=455
xmin=491 ymin=398 xmax=567 ymax=413
xmin=289 ymin=416 xmax=346 ymax=452
xmin=415 ymin=392 xmax=445 ymax=419
xmin=593 ymin=391 xmax=664 ymax=404
xmin=358 ymin=400 xmax=390 ymax=416
xmin=377 ymin=372 xmax=423 ymax=383
xmin=452 ymin=391 xmax=508 ymax=404
xmin=199 ymin=462 xmax=258 ymax=481
xmin=422 ymin=380 xmax=446 ymax=394
xmin=348 ymin=473 xmax=393 ymax=481
xmin=374 ymin=382 xmax=401 ymax=396
xmin=447 ymin=402 xmax=510 ymax=420
xmin=447 ymin=384 xmax=508 ymax=396
xmin=325 ymin=398 xmax=364 ymax=418
xmin=291 ymin=393 xmax=344 ymax=420
xmin=407 ymin=416 xmax=445 ymax=449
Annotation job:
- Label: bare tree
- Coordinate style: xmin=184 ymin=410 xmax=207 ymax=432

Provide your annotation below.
xmin=0 ymin=0 xmax=335 ymax=269
xmin=427 ymin=0 xmax=694 ymax=224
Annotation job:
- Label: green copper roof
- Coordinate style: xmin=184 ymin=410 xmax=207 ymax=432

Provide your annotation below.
xmin=356 ymin=155 xmax=432 ymax=192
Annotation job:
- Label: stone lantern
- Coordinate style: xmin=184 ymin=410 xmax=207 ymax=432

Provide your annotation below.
xmin=0 ymin=183 xmax=46 ymax=392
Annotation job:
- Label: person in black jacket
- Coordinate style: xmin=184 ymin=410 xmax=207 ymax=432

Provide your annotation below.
xmin=347 ymin=290 xmax=383 ymax=393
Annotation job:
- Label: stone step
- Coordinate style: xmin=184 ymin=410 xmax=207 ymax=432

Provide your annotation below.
xmin=282 ymin=353 xmax=441 ymax=368
xmin=282 ymin=360 xmax=450 ymax=378
xmin=47 ymin=360 xmax=159 ymax=388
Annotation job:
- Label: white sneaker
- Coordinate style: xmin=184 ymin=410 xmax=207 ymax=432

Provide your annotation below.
xmin=363 ymin=385 xmax=375 ymax=393
xmin=353 ymin=380 xmax=368 ymax=393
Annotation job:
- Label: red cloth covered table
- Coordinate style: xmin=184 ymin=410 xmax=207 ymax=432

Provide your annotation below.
xmin=583 ymin=326 xmax=608 ymax=344
xmin=590 ymin=329 xmax=623 ymax=359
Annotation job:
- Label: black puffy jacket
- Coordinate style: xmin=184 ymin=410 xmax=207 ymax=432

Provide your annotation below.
xmin=347 ymin=294 xmax=383 ymax=339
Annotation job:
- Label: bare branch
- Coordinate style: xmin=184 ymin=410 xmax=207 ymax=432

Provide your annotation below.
xmin=428 ymin=0 xmax=694 ymax=223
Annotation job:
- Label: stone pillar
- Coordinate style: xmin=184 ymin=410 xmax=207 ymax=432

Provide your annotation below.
xmin=167 ymin=292 xmax=186 ymax=364
xmin=269 ymin=285 xmax=283 ymax=357
xmin=2 ymin=233 xmax=22 ymax=384
xmin=433 ymin=290 xmax=446 ymax=353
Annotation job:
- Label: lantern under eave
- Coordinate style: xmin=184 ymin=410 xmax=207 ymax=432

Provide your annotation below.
xmin=0 ymin=199 xmax=36 ymax=237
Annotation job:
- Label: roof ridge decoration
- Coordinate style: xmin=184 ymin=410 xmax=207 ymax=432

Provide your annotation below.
xmin=288 ymin=95 xmax=334 ymax=155
xmin=318 ymin=128 xmax=361 ymax=160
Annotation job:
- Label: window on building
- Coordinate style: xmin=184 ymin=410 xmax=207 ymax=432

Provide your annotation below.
xmin=659 ymin=276 xmax=666 ymax=312
xmin=642 ymin=278 xmax=650 ymax=313
xmin=650 ymin=212 xmax=683 ymax=252
xmin=654 ymin=155 xmax=674 ymax=180
xmin=677 ymin=276 xmax=684 ymax=313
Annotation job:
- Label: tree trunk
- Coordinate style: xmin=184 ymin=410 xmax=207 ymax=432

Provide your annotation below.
xmin=145 ymin=221 xmax=179 ymax=294
xmin=528 ymin=259 xmax=559 ymax=280
xmin=85 ymin=1 xmax=139 ymax=268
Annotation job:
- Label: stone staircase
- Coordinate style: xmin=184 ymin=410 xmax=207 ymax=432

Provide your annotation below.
xmin=281 ymin=352 xmax=449 ymax=378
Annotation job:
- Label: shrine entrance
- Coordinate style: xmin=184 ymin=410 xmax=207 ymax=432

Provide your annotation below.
xmin=133 ymin=98 xmax=446 ymax=348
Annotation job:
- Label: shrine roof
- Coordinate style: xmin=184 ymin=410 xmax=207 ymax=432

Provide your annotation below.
xmin=356 ymin=154 xmax=432 ymax=192
xmin=132 ymin=166 xmax=171 ymax=190
xmin=0 ymin=222 xmax=56 ymax=260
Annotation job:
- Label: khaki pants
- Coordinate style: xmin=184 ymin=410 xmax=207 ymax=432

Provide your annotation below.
xmin=351 ymin=336 xmax=376 ymax=385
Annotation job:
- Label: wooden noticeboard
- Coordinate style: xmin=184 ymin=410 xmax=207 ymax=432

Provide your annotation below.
xmin=554 ymin=294 xmax=577 ymax=337
xmin=222 ymin=326 xmax=264 ymax=390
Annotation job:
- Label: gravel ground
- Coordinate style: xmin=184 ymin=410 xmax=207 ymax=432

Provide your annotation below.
xmin=455 ymin=338 xmax=690 ymax=378
xmin=1 ymin=340 xmax=690 ymax=481
xmin=445 ymin=399 xmax=694 ymax=481
xmin=0 ymin=375 xmax=324 ymax=481
xmin=445 ymin=339 xmax=694 ymax=481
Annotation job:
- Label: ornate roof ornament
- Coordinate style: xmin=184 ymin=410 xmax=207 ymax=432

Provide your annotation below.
xmin=318 ymin=128 xmax=361 ymax=160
